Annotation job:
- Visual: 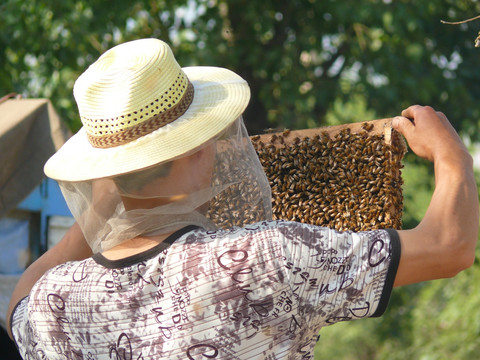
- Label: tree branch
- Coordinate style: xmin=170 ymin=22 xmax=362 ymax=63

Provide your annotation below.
xmin=441 ymin=14 xmax=480 ymax=25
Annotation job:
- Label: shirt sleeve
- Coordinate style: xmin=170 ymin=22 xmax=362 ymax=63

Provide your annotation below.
xmin=372 ymin=229 xmax=401 ymax=317
xmin=10 ymin=296 xmax=35 ymax=358
xmin=277 ymin=222 xmax=401 ymax=327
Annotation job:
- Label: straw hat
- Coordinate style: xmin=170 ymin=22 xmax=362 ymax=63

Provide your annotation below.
xmin=44 ymin=38 xmax=250 ymax=181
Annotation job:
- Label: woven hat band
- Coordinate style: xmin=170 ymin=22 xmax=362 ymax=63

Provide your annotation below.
xmin=87 ymin=80 xmax=194 ymax=148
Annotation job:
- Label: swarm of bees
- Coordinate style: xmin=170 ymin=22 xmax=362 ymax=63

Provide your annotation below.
xmin=208 ymin=119 xmax=407 ymax=232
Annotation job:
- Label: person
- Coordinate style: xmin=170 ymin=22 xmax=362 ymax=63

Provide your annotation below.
xmin=6 ymin=38 xmax=478 ymax=360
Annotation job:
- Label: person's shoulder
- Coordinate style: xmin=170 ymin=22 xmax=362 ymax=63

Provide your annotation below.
xmin=215 ymin=220 xmax=300 ymax=236
xmin=33 ymin=257 xmax=98 ymax=288
xmin=268 ymin=220 xmax=331 ymax=238
xmin=177 ymin=221 xmax=336 ymax=248
xmin=182 ymin=220 xmax=290 ymax=244
xmin=240 ymin=219 xmax=313 ymax=232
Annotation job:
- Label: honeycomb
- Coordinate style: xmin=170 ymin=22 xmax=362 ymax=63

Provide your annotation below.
xmin=208 ymin=118 xmax=406 ymax=232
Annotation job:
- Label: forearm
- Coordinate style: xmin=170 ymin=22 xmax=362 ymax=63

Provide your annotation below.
xmin=395 ymin=153 xmax=478 ymax=286
xmin=425 ymin=153 xmax=478 ymax=248
xmin=6 ymin=222 xmax=92 ymax=338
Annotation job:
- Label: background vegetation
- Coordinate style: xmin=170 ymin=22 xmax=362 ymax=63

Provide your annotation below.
xmin=1 ymin=0 xmax=480 ymax=358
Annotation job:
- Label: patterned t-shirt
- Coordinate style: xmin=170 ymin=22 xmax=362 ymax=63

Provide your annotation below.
xmin=11 ymin=220 xmax=400 ymax=360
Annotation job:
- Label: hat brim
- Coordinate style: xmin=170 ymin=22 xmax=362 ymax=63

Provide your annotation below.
xmin=44 ymin=66 xmax=250 ymax=181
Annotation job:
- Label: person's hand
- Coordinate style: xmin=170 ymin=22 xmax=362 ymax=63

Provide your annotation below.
xmin=392 ymin=105 xmax=470 ymax=164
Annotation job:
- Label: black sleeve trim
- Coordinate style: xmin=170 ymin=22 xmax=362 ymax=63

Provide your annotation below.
xmin=371 ymin=229 xmax=401 ymax=318
xmin=9 ymin=295 xmax=29 ymax=349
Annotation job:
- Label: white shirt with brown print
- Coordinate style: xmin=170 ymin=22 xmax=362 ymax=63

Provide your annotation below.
xmin=11 ymin=220 xmax=400 ymax=360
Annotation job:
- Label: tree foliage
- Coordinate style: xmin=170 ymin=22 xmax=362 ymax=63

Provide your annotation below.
xmin=2 ymin=0 xmax=480 ymax=135
xmin=1 ymin=1 xmax=480 ymax=359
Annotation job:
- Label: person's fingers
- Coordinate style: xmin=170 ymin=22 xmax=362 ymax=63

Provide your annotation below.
xmin=392 ymin=116 xmax=415 ymax=138
xmin=401 ymin=105 xmax=440 ymax=123
xmin=400 ymin=104 xmax=422 ymax=120
xmin=436 ymin=111 xmax=448 ymax=121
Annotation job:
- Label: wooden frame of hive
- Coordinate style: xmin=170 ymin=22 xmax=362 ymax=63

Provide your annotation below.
xmin=250 ymin=118 xmax=406 ymax=232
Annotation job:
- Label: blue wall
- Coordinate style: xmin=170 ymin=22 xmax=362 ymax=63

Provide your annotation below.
xmin=17 ymin=179 xmax=72 ymax=252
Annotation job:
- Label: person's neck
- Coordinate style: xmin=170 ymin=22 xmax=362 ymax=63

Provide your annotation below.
xmin=101 ymin=232 xmax=174 ymax=260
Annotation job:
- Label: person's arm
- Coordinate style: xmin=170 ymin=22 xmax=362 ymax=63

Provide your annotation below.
xmin=392 ymin=105 xmax=478 ymax=287
xmin=6 ymin=221 xmax=92 ymax=339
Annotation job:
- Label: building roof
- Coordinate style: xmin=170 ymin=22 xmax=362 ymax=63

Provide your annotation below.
xmin=0 ymin=97 xmax=70 ymax=217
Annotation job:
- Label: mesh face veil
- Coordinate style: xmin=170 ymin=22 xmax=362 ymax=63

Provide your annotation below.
xmin=59 ymin=117 xmax=272 ymax=253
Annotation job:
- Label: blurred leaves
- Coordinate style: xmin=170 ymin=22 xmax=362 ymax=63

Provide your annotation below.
xmin=1 ymin=1 xmax=480 ymax=359
xmin=2 ymin=0 xmax=480 ymax=137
